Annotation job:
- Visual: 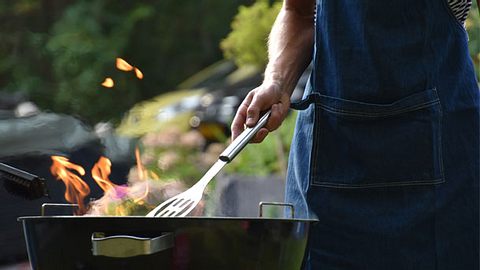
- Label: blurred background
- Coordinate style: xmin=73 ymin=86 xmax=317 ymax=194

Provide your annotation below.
xmin=0 ymin=0 xmax=478 ymax=267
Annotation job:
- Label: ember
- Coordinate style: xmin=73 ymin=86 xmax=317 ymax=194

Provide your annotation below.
xmin=101 ymin=77 xmax=114 ymax=88
xmin=134 ymin=67 xmax=144 ymax=79
xmin=115 ymin=57 xmax=144 ymax=79
xmin=115 ymin=58 xmax=134 ymax=72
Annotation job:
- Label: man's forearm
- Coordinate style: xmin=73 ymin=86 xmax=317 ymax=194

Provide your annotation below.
xmin=264 ymin=0 xmax=315 ymax=96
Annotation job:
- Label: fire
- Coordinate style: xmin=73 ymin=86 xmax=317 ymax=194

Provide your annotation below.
xmin=91 ymin=156 xmax=128 ymax=199
xmin=50 ymin=148 xmax=153 ymax=216
xmin=115 ymin=58 xmax=134 ymax=72
xmin=91 ymin=149 xmax=149 ymax=204
xmin=101 ymin=77 xmax=114 ymax=88
xmin=134 ymin=67 xmax=144 ymax=79
xmin=50 ymin=156 xmax=90 ymax=213
xmin=133 ymin=147 xmax=149 ymax=203
xmin=135 ymin=148 xmax=145 ymax=180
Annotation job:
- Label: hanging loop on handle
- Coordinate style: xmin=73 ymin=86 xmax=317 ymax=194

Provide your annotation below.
xmin=259 ymin=201 xmax=295 ymax=219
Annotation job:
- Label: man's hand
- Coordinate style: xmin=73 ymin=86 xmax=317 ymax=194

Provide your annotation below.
xmin=231 ymin=82 xmax=291 ymax=143
xmin=231 ymin=0 xmax=314 ymax=143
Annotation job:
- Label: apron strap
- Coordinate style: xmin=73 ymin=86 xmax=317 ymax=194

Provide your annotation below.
xmin=290 ymin=93 xmax=320 ymax=110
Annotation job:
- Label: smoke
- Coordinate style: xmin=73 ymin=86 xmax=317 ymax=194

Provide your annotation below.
xmin=86 ymin=178 xmax=187 ymax=216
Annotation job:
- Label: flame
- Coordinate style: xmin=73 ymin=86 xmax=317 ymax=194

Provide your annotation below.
xmin=50 ymin=156 xmax=90 ymax=213
xmin=135 ymin=148 xmax=145 ymax=180
xmin=134 ymin=67 xmax=144 ymax=79
xmin=116 ymin=57 xmax=134 ymax=72
xmin=89 ymin=152 xmax=149 ymax=214
xmin=51 ymin=148 xmax=154 ymax=216
xmin=101 ymin=77 xmax=114 ymax=88
xmin=91 ymin=156 xmax=128 ymax=199
xmin=133 ymin=147 xmax=149 ymax=203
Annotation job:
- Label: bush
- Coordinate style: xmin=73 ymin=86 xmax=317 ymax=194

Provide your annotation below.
xmin=221 ymin=0 xmax=281 ymax=68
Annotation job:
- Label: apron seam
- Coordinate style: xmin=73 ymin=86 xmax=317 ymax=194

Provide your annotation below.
xmin=310 ymin=178 xmax=445 ymax=189
xmin=317 ymin=100 xmax=440 ymax=117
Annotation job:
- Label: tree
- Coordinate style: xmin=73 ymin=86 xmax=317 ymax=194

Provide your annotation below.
xmin=221 ymin=0 xmax=281 ymax=68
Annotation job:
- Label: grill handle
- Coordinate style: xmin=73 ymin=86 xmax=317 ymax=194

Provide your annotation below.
xmin=259 ymin=202 xmax=295 ymax=219
xmin=91 ymin=232 xmax=174 ymax=258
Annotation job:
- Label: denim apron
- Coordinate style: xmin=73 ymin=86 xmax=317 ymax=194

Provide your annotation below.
xmin=285 ymin=0 xmax=480 ymax=269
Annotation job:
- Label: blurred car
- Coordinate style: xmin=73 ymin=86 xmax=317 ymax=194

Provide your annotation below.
xmin=117 ymin=89 xmax=205 ymax=137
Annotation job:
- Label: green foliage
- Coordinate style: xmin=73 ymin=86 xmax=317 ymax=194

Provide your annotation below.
xmin=45 ymin=1 xmax=153 ymax=122
xmin=466 ymin=1 xmax=480 ymax=79
xmin=221 ymin=0 xmax=282 ymax=68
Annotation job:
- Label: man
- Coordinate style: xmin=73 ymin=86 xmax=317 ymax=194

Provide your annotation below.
xmin=231 ymin=0 xmax=479 ymax=269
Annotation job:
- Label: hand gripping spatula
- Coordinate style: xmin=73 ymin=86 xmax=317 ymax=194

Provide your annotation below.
xmin=146 ymin=111 xmax=271 ymax=217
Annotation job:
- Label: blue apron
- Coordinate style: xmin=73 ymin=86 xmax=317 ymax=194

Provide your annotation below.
xmin=286 ymin=0 xmax=480 ymax=269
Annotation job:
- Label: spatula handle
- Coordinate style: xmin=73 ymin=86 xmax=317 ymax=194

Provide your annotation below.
xmin=219 ymin=110 xmax=271 ymax=163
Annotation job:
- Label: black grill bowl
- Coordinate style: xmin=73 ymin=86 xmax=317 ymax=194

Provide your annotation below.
xmin=19 ymin=216 xmax=315 ymax=270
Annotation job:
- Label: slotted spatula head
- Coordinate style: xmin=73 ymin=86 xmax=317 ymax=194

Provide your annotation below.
xmin=146 ymin=160 xmax=226 ymax=217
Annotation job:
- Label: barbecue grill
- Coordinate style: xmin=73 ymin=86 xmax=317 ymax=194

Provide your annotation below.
xmin=19 ymin=203 xmax=316 ymax=270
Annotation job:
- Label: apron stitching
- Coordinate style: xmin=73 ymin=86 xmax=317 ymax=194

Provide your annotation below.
xmin=437 ymin=101 xmax=446 ymax=182
xmin=317 ymin=100 xmax=440 ymax=117
xmin=310 ymin=178 xmax=445 ymax=188
xmin=309 ymin=105 xmax=320 ymax=187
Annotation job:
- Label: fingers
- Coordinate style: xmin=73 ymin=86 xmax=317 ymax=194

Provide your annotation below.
xmin=249 ymin=128 xmax=269 ymax=143
xmin=250 ymin=102 xmax=289 ymax=143
xmin=231 ymin=84 xmax=290 ymax=143
xmin=231 ymin=92 xmax=253 ymax=140
xmin=246 ymin=88 xmax=287 ymax=128
xmin=245 ymin=91 xmax=267 ymax=127
xmin=265 ymin=102 xmax=288 ymax=132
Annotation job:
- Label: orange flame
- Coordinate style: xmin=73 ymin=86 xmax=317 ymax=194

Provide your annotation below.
xmin=135 ymin=148 xmax=145 ymax=180
xmin=91 ymin=157 xmax=113 ymax=191
xmin=91 ymin=157 xmax=121 ymax=195
xmin=51 ymin=150 xmax=153 ymax=216
xmin=101 ymin=77 xmax=114 ymax=88
xmin=50 ymin=156 xmax=90 ymax=214
xmin=91 ymin=153 xmax=149 ymax=209
xmin=133 ymin=147 xmax=149 ymax=203
xmin=116 ymin=57 xmax=134 ymax=72
xmin=134 ymin=67 xmax=144 ymax=79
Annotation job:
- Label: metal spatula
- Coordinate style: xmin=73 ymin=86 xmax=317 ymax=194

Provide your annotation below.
xmin=146 ymin=111 xmax=271 ymax=218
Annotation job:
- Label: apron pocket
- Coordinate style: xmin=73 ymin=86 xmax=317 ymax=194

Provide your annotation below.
xmin=311 ymin=88 xmax=444 ymax=188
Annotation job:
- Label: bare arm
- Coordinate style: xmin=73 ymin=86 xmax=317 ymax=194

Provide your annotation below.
xmin=231 ymin=0 xmax=315 ymax=142
xmin=265 ymin=0 xmax=315 ymax=96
